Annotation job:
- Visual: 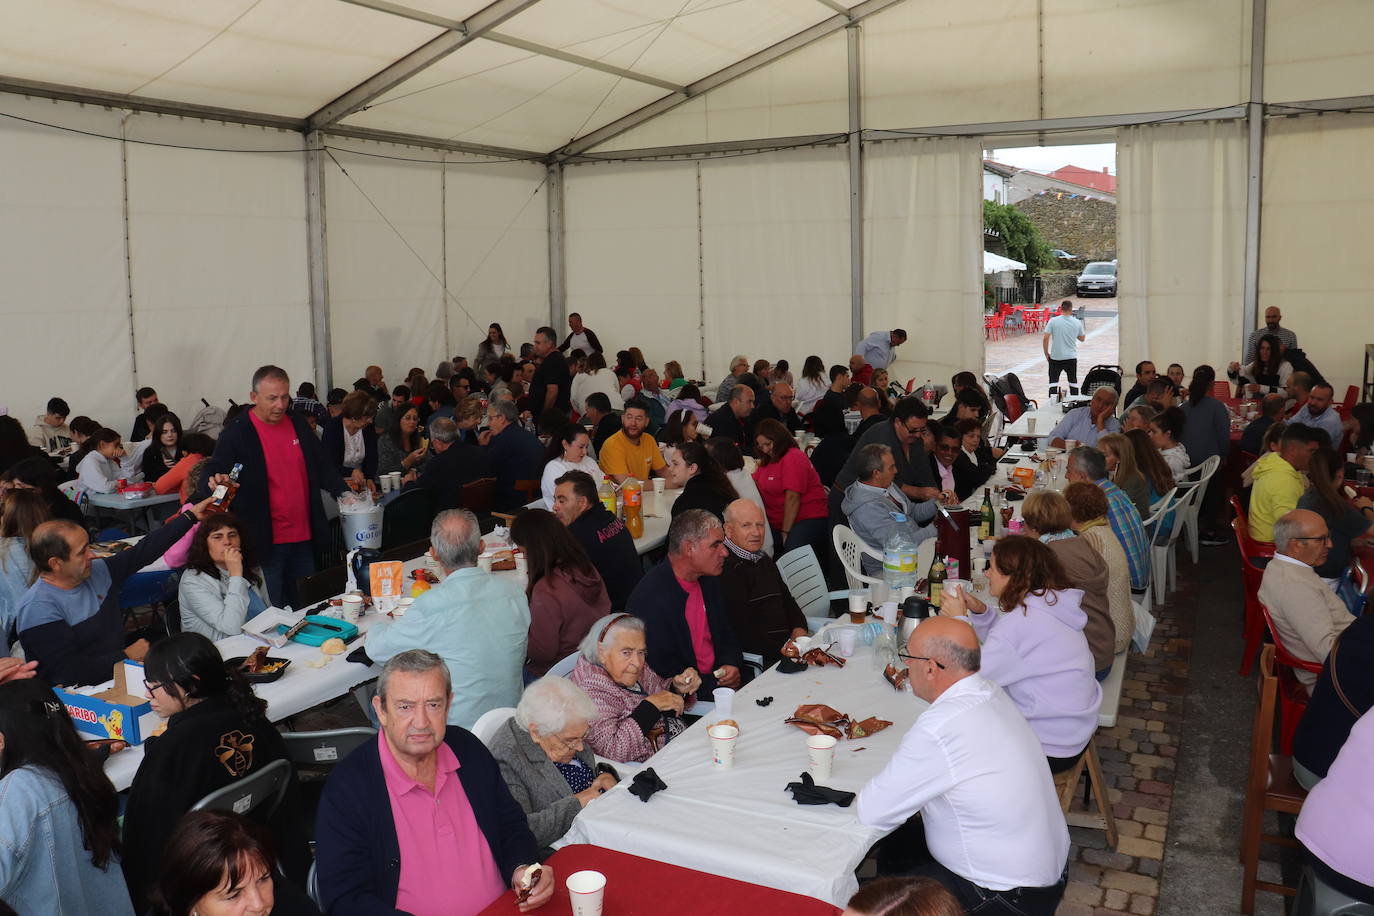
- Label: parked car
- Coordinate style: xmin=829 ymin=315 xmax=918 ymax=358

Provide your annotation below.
xmin=1052 ymin=248 xmax=1076 ymax=259
xmin=1076 ymin=261 xmax=1117 ymax=296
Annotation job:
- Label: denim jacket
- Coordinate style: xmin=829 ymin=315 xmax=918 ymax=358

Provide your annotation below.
xmin=0 ymin=766 xmax=135 ymax=915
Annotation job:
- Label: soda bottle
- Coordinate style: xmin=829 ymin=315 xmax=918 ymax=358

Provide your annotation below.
xmin=622 ymin=479 xmax=644 ymax=539
xmin=927 ymin=554 xmax=947 ymax=611
xmin=597 ymin=475 xmax=617 ymax=516
xmin=979 ymin=488 xmax=994 ymax=541
xmin=205 ymin=463 xmax=243 ymax=514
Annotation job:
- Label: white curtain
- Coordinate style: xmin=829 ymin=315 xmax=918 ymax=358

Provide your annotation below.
xmin=1117 ymin=120 xmax=1246 ymax=377
xmin=863 ymin=136 xmax=984 ymax=389
xmin=1259 ymin=115 xmax=1373 ymax=394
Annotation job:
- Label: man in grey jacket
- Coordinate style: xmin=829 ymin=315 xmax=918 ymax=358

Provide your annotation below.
xmin=841 ymin=444 xmax=939 ymax=576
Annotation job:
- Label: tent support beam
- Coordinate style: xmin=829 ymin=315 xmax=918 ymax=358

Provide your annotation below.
xmin=323 ymin=124 xmax=543 ymax=160
xmin=847 ymin=24 xmax=864 ymax=348
xmin=308 ymin=0 xmax=547 ymax=131
xmin=1242 ymin=0 xmax=1267 ymax=342
xmin=305 ymin=132 xmax=334 ymax=394
xmin=0 ymin=76 xmax=303 ymax=131
xmin=547 ymin=162 xmax=566 ymax=329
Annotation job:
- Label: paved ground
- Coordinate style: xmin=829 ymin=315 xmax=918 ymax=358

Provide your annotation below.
xmin=985 ymin=295 xmax=1121 ymax=400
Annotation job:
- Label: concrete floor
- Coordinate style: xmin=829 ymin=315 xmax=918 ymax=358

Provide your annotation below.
xmin=984 ymin=295 xmax=1120 ymax=399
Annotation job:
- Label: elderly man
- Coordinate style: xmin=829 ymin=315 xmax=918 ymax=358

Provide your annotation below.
xmin=1121 ymin=403 xmax=1157 ymax=433
xmin=597 ymin=397 xmax=665 ymax=485
xmin=198 ymin=365 xmax=348 ymax=607
xmin=529 ymin=326 xmax=572 ymax=415
xmin=481 ymin=399 xmax=544 ymax=510
xmin=628 ymin=509 xmax=746 ymax=698
xmin=1233 ymin=305 xmax=1299 ymax=370
xmin=16 ymin=501 xmax=212 ymax=686
xmin=366 ymin=510 xmax=529 ymax=728
xmin=719 ymin=499 xmax=808 ymax=666
xmin=1250 ymin=423 xmax=1324 ymax=543
xmin=315 ymin=650 xmax=550 ymax=916
xmin=1066 ymin=447 xmax=1149 ymax=591
xmin=401 ymin=415 xmax=490 ymax=511
xmin=1048 ymin=387 xmax=1121 ymax=450
xmin=1121 ymin=361 xmax=1157 ymax=409
xmin=362 ymin=364 xmax=389 ymax=402
xmin=856 ymin=328 xmax=907 ymax=371
xmin=715 ymin=355 xmax=750 ymax=403
xmin=858 ymin=617 xmax=1069 ymax=914
xmin=1239 ymin=393 xmax=1286 ymax=455
xmin=1258 ymin=510 xmax=1354 ymax=689
xmin=848 ymin=353 xmax=874 ymax=387
xmin=1042 ymin=301 xmax=1085 ymax=398
xmin=836 ymin=397 xmax=940 ymax=502
xmin=842 ymin=444 xmax=938 ymax=576
xmin=1288 ymin=382 xmax=1343 ymax=448
xmin=637 ymin=368 xmax=669 ymax=427
xmin=705 ymin=384 xmax=756 ymax=455
xmin=750 ymin=381 xmax=803 ymax=434
xmin=553 ymin=471 xmax=642 ymax=609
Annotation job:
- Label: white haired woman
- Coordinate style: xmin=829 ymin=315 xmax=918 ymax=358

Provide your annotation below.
xmin=489 ymin=677 xmax=617 ymax=857
xmin=568 ymin=613 xmax=697 ymax=763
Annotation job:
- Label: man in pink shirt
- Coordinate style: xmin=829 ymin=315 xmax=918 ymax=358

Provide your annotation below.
xmin=316 ymin=650 xmax=551 ymax=915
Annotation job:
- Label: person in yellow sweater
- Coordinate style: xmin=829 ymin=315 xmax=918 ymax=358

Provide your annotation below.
xmin=1249 ymin=424 xmax=1322 ymax=542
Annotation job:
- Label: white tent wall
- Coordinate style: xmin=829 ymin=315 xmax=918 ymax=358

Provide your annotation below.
xmin=1258 ymin=115 xmax=1373 ymax=395
xmin=1117 ymin=120 xmax=1247 ymax=378
xmin=0 ymin=98 xmax=134 ymax=429
xmin=862 ymin=137 xmax=984 ymax=390
xmin=124 ymin=116 xmax=313 ymax=424
xmin=1264 ymin=0 xmax=1374 ymax=103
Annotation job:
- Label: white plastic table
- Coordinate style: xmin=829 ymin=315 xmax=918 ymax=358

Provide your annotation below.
xmin=1001 ymin=405 xmax=1066 ymax=439
xmin=557 ymin=642 xmax=927 ymax=906
xmin=86 ymin=491 xmax=181 ymax=534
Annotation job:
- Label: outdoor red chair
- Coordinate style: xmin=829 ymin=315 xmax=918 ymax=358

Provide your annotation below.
xmin=1212 ymin=380 xmax=1233 ymax=399
xmin=984 ymin=314 xmax=1004 ymax=341
xmin=1341 ymin=384 xmax=1359 ymax=412
xmin=1258 ymin=603 xmax=1323 ymax=755
xmin=1230 ymin=495 xmax=1274 ymax=676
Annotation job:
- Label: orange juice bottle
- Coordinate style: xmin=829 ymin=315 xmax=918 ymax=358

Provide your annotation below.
xmin=622 ymin=479 xmax=644 ymax=539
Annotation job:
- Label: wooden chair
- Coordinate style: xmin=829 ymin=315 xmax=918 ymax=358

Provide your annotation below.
xmin=1259 ymin=603 xmax=1324 ymax=754
xmin=1052 ymin=737 xmax=1119 ymax=849
xmin=513 ymin=479 xmax=541 ymax=505
xmin=1239 ymin=645 xmax=1308 ymax=914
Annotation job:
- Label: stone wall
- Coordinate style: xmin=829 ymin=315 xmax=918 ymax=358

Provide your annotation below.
xmin=1015 ymin=194 xmax=1117 ymax=262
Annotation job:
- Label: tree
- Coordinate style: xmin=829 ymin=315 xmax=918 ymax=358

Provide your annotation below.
xmin=983 ymin=200 xmax=1056 ymax=274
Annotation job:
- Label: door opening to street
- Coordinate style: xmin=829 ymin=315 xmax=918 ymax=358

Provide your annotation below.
xmin=982 ymin=142 xmax=1118 ymax=403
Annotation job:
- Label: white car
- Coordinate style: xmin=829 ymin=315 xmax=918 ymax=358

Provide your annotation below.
xmin=1076 ymin=261 xmax=1117 ymax=296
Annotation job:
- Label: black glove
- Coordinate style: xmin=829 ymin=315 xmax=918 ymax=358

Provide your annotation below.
xmin=629 ymin=767 xmax=668 ymax=803
xmin=785 ymin=771 xmax=855 ymax=807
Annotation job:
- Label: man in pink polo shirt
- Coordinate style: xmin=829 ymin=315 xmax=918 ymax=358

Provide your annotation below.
xmin=316 ymin=650 xmax=552 ymax=915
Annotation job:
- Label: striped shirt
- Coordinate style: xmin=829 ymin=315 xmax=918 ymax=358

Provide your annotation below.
xmin=1097 ymin=478 xmax=1149 ymax=590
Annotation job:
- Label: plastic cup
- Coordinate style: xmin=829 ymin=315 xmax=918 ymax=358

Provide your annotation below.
xmin=943 ymin=579 xmax=971 ymax=603
xmin=847 ymin=590 xmax=868 ymax=624
xmin=652 ymin=477 xmax=665 ymax=495
xmin=712 ymin=687 xmax=735 ymax=718
xmin=835 ymin=626 xmax=858 ymax=658
xmin=341 ymin=594 xmax=363 ymax=624
xmin=566 ymin=870 xmax=606 ymax=916
xmin=870 ymin=579 xmax=891 ymax=607
xmin=1027 ymin=417 xmax=1037 ymax=434
xmin=878 ymin=601 xmax=899 ymax=627
xmin=807 ymin=734 xmax=838 ymax=780
xmin=477 ymin=553 xmax=494 ymax=573
xmin=394 ymin=597 xmax=413 ymax=618
xmin=708 ymin=724 xmax=739 ymax=768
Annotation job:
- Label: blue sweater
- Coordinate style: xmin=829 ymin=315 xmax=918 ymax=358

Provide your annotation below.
xmin=314 ymin=727 xmax=538 ymax=916
xmin=627 ymin=560 xmax=746 ymax=699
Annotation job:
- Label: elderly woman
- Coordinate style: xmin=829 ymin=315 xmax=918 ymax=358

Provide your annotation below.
xmin=569 ymin=613 xmax=697 ymax=763
xmin=490 ymin=677 xmax=618 ymax=857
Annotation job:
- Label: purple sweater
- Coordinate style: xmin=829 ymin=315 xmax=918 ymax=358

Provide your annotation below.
xmin=1296 ymin=708 xmax=1374 ymax=887
xmin=966 ymin=588 xmax=1102 ymax=758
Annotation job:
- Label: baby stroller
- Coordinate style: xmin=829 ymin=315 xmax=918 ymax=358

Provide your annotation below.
xmin=986 ymin=372 xmax=1037 ymax=421
xmin=1081 ymin=364 xmax=1123 ymax=398
xmin=187 ymin=398 xmax=230 ymax=438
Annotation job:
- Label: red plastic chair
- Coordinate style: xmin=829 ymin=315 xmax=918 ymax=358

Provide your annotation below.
xmin=1342 ymin=385 xmax=1359 ymax=412
xmin=1212 ymin=380 xmax=1233 ymax=399
xmin=1230 ymin=496 xmax=1273 ymax=677
xmin=984 ymin=315 xmax=1004 ymax=340
xmin=1258 ymin=603 xmax=1323 ymax=755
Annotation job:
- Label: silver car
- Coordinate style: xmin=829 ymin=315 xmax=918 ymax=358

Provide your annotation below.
xmin=1076 ymin=261 xmax=1117 ymax=296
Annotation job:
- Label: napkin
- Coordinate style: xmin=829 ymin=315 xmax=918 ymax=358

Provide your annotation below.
xmin=785 ymin=772 xmax=855 ymax=807
xmin=629 ymin=767 xmax=668 ymax=803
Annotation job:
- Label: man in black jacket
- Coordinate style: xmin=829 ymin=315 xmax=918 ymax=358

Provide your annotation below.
xmin=552 ymin=471 xmax=642 ymax=609
xmin=628 ymin=509 xmax=746 ymax=699
xmin=199 ymin=365 xmax=348 ymax=608
xmin=402 ymin=417 xmax=491 ymax=512
xmin=705 ymin=384 xmax=756 ymax=456
xmin=481 ymin=400 xmax=544 ymax=511
xmin=315 ymin=650 xmax=549 ymax=916
xmin=719 ymin=499 xmax=808 ymax=665
xmin=749 ymin=381 xmax=804 ymax=436
xmin=835 ymin=396 xmax=939 ymax=501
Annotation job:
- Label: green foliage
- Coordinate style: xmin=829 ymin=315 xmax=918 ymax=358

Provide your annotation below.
xmin=983 ymin=200 xmax=1056 ymax=274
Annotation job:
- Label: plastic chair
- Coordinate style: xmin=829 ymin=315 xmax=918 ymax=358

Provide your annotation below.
xmin=381 ymin=487 xmax=437 ymax=551
xmin=1212 ymin=380 xmax=1234 ymax=399
xmin=831 ymin=525 xmax=883 ymax=592
xmin=282 ymin=727 xmax=377 ymax=769
xmin=1239 ymin=645 xmax=1308 ymax=914
xmin=190 ymin=758 xmax=292 ymax=818
xmin=1293 ymin=865 xmax=1374 ymax=916
xmin=1141 ymin=487 xmax=1185 ymax=602
xmin=1259 ymin=603 xmax=1323 ymax=755
xmin=1231 ymin=498 xmax=1273 ymax=676
xmin=1178 ymin=455 xmax=1222 ymax=564
xmin=775 ymin=545 xmax=848 ymax=620
xmin=547 ymin=651 xmax=580 ymax=679
xmin=471 ymin=707 xmax=516 ymax=747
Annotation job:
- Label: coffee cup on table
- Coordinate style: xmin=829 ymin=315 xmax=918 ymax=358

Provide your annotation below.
xmin=847 ymin=590 xmax=868 ymax=624
xmin=566 ymin=870 xmax=607 ymax=916
xmin=652 ymin=477 xmax=665 ymax=495
xmin=1027 ymin=417 xmax=1037 ymax=435
xmin=807 ymin=734 xmax=838 ymax=780
xmin=709 ymin=724 xmax=739 ymax=768
xmin=477 ymin=553 xmax=494 ymax=573
xmin=341 ymin=593 xmax=363 ymax=624
xmin=835 ymin=626 xmax=858 ymax=658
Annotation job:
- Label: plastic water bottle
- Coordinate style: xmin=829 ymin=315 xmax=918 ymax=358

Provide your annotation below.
xmin=883 ymin=519 xmax=919 ymax=593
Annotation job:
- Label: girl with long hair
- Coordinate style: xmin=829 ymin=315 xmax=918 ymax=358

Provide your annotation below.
xmin=141 ymin=412 xmax=185 ymax=484
xmin=664 ymin=440 xmax=738 ymax=520
xmin=1147 ymin=406 xmax=1191 ymax=479
xmin=0 ymin=489 xmax=49 ymax=638
xmin=510 ymin=509 xmax=611 ymax=677
xmin=540 ymin=424 xmax=602 ymax=509
xmin=1229 ymin=333 xmax=1293 ymax=397
xmin=377 ymin=403 xmax=428 ymax=477
xmin=796 ymin=355 xmax=828 ymax=415
xmin=1097 ymin=432 xmax=1151 ymax=519
xmin=659 ymin=408 xmax=700 ymax=448
xmin=1298 ymin=447 xmax=1374 ymax=584
xmin=73 ymin=427 xmax=124 ymax=496
xmin=475 ymin=322 xmax=509 ymax=376
xmin=1124 ymin=427 xmax=1176 ymax=502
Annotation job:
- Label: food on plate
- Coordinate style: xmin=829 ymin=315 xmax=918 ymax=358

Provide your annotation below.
xmin=488 ymin=549 xmax=516 ymax=571
xmin=244 ymin=646 xmax=270 ymax=673
xmin=515 ymin=864 xmax=544 ymax=903
xmin=320 ymin=637 xmax=348 ymax=656
xmin=801 ymin=647 xmax=845 ymax=668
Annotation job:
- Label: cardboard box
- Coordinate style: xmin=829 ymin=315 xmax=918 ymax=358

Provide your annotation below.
xmin=55 ymin=660 xmax=160 ymax=745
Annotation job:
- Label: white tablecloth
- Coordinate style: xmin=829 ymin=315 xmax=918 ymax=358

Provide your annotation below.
xmin=557 ymin=643 xmax=928 ymax=906
xmin=1000 ymin=405 xmax=1069 ymax=438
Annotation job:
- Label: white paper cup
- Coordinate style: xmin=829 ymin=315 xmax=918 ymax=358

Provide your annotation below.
xmin=878 ymin=601 xmax=899 ymax=627
xmin=566 ymin=870 xmax=606 ymax=916
xmin=1027 ymin=417 xmax=1037 ymax=434
xmin=708 ymin=724 xmax=739 ymax=768
xmin=379 ymin=475 xmax=391 ymax=493
xmin=807 ymin=733 xmax=838 ymax=780
xmin=712 ymin=687 xmax=735 ymax=718
xmin=477 ymin=553 xmax=494 ymax=573
xmin=1066 ymin=439 xmax=1080 ymax=451
xmin=652 ymin=477 xmax=665 ymax=495
xmin=835 ymin=626 xmax=858 ymax=658
xmin=341 ymin=594 xmax=362 ymax=624
xmin=394 ymin=597 xmax=413 ymax=617
xmin=1347 ymin=453 xmax=1357 ymax=465
xmin=514 ymin=554 xmax=528 ymax=575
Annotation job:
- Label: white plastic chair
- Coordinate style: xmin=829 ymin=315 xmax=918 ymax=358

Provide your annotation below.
xmin=775 ymin=545 xmax=848 ymax=622
xmin=1177 ymin=455 xmax=1221 ymax=563
xmin=547 ymin=651 xmax=579 ymax=679
xmin=832 ymin=525 xmax=883 ymax=592
xmin=1143 ymin=487 xmax=1190 ymax=600
xmin=471 ymin=706 xmax=515 ymax=747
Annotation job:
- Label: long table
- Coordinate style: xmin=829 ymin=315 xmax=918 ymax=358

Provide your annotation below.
xmin=556 ymin=641 xmax=927 ymax=907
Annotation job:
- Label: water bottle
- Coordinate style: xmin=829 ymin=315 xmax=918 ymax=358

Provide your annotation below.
xmin=883 ymin=518 xmax=919 ymax=593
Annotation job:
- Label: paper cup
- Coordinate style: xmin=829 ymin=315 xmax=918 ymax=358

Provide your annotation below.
xmin=514 ymin=553 xmax=528 ymax=575
xmin=566 ymin=870 xmax=607 ymax=916
xmin=477 ymin=553 xmax=494 ymax=573
xmin=379 ymin=475 xmax=391 ymax=493
xmin=807 ymin=734 xmax=838 ymax=781
xmin=943 ymin=579 xmax=971 ymax=602
xmin=394 ymin=597 xmax=413 ymax=618
xmin=708 ymin=724 xmax=739 ymax=768
xmin=878 ymin=601 xmax=899 ymax=627
xmin=1027 ymin=417 xmax=1037 ymax=434
xmin=712 ymin=687 xmax=735 ymax=718
xmin=835 ymin=626 xmax=858 ymax=658
xmin=1347 ymin=452 xmax=1357 ymax=466
xmin=341 ymin=594 xmax=362 ymax=624
xmin=652 ymin=477 xmax=665 ymax=495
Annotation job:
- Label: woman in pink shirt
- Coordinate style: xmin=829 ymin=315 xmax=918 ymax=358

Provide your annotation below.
xmin=752 ymin=418 xmax=829 ymax=557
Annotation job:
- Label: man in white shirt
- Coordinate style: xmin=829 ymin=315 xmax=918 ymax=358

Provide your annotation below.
xmin=858 ymin=616 xmax=1069 ymax=915
xmin=1041 ymin=301 xmax=1086 ymax=398
xmin=1257 ymin=509 xmax=1353 ymax=690
xmin=856 ymin=328 xmax=907 ymax=371
xmin=556 ymin=312 xmax=602 ymax=356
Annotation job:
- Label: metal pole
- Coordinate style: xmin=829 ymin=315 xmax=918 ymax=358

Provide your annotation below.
xmin=696 ymin=162 xmax=707 ymax=381
xmin=847 ymin=23 xmax=864 ymax=348
xmin=1241 ymin=0 xmax=1267 ymax=341
xmin=546 ymin=162 xmax=566 ymax=329
xmin=440 ymin=155 xmax=451 ymax=360
xmin=304 ymin=131 xmax=333 ymax=393
xmin=119 ymin=114 xmax=139 ymax=393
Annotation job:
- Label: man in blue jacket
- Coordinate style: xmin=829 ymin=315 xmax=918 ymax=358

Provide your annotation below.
xmin=315 ymin=650 xmax=550 ymax=916
xmin=628 ymin=509 xmax=747 ymax=699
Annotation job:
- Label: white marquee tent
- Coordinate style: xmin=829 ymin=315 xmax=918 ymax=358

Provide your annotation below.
xmin=1 ymin=0 xmax=1371 ymax=427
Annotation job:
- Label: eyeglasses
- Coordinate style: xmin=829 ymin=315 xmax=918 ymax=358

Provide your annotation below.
xmin=1291 ymin=534 xmax=1332 ymax=543
xmin=896 ymin=650 xmax=946 ymax=669
xmin=144 ymin=680 xmax=169 ymax=697
xmin=549 ymin=729 xmax=589 ymax=751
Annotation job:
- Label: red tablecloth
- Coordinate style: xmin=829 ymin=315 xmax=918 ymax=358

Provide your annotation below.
xmin=476 ymin=845 xmax=843 ymax=916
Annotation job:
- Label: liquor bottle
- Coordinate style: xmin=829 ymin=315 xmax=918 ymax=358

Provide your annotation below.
xmin=927 ymin=554 xmax=947 ymax=612
xmin=979 ymin=488 xmax=994 ymax=541
xmin=206 ymin=463 xmax=243 ymax=514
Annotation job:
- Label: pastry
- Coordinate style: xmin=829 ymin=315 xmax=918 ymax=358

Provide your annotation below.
xmin=516 ymin=864 xmax=543 ymax=902
xmin=320 ymin=637 xmax=348 ymax=656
